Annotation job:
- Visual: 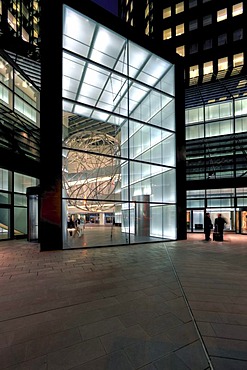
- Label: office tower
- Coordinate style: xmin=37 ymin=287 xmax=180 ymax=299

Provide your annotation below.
xmin=0 ymin=0 xmax=41 ymax=60
xmin=120 ymin=0 xmax=247 ymax=234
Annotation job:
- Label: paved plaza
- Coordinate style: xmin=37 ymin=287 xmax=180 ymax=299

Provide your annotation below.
xmin=0 ymin=233 xmax=246 ymax=369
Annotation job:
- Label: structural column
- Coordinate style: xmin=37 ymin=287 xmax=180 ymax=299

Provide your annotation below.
xmin=40 ymin=0 xmax=63 ymax=250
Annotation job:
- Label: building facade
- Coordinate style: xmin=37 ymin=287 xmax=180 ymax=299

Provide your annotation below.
xmin=0 ymin=0 xmax=41 ymax=60
xmin=39 ymin=0 xmax=186 ymax=250
xmin=120 ymin=0 xmax=247 ymax=234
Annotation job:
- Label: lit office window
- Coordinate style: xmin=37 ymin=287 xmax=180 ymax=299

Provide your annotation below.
xmin=203 ymin=39 xmax=212 ymax=50
xmin=163 ymin=28 xmax=172 ymax=40
xmin=217 ymin=9 xmax=227 ymax=22
xmin=126 ymin=11 xmax=129 ymax=21
xmin=130 ymin=1 xmax=133 ymax=12
xmin=203 ymin=15 xmax=212 ymax=26
xmin=22 ymin=28 xmax=29 ymax=42
xmin=189 ymin=19 xmax=198 ymax=31
xmin=233 ymin=28 xmax=243 ymax=41
xmin=145 ymin=22 xmax=150 ymax=35
xmin=218 ymin=57 xmax=228 ymax=71
xmin=203 ymin=61 xmax=213 ymax=75
xmin=0 ymin=1 xmax=2 ymax=15
xmin=176 ymin=24 xmax=184 ymax=36
xmin=189 ymin=0 xmax=197 ymax=8
xmin=189 ymin=44 xmax=198 ymax=54
xmin=176 ymin=2 xmax=184 ymax=14
xmin=190 ymin=65 xmax=199 ymax=78
xmin=233 ymin=53 xmax=244 ymax=67
xmin=145 ymin=5 xmax=149 ymax=18
xmin=163 ymin=7 xmax=171 ymax=18
xmin=232 ymin=3 xmax=243 ymax=17
xmin=176 ymin=45 xmax=185 ymax=57
xmin=7 ymin=10 xmax=17 ymax=31
xmin=218 ymin=33 xmax=227 ymax=46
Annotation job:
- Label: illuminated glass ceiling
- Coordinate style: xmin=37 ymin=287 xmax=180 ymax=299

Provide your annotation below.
xmin=62 ymin=5 xmax=174 ymax=127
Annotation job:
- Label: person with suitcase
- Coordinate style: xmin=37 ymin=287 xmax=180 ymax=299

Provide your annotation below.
xmin=214 ymin=214 xmax=226 ymax=241
xmin=204 ymin=212 xmax=213 ymax=241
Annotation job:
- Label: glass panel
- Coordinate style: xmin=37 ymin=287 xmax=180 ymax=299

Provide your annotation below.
xmin=14 ymin=173 xmax=37 ymax=193
xmin=232 ymin=3 xmax=243 ymax=17
xmin=193 ymin=210 xmax=204 ymax=232
xmin=207 ymin=198 xmax=234 ymax=207
xmin=217 ymin=9 xmax=227 ymax=22
xmin=0 ymin=191 xmax=11 ymax=204
xmin=163 ymin=7 xmax=171 ymax=18
xmin=187 ymin=199 xmax=205 ymax=208
xmin=14 ymin=206 xmax=27 ymax=236
xmin=186 ymin=124 xmax=204 ymax=140
xmin=14 ymin=193 xmax=27 ymax=207
xmin=0 ymin=168 xmax=10 ymax=191
xmin=0 ymin=208 xmax=10 ymax=240
xmin=176 ymin=2 xmax=184 ymax=14
xmin=205 ymin=119 xmax=233 ymax=137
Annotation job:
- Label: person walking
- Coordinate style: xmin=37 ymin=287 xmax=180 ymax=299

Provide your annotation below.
xmin=204 ymin=212 xmax=213 ymax=241
xmin=214 ymin=213 xmax=226 ymax=241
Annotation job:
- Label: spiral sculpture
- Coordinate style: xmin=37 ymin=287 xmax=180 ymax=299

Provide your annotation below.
xmin=63 ymin=130 xmax=121 ymax=212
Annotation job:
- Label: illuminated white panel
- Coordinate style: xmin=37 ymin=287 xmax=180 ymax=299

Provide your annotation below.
xmin=74 ymin=104 xmax=93 ymax=116
xmin=91 ymin=110 xmax=110 ymax=121
xmin=63 ymin=6 xmax=95 ymax=48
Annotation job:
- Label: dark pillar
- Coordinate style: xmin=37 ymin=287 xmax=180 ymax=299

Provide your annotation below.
xmin=133 ymin=195 xmax=150 ymax=236
xmin=40 ymin=0 xmax=63 ymax=250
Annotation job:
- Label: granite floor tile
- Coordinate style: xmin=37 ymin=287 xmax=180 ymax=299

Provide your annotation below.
xmin=153 ymin=352 xmax=191 ymax=370
xmin=79 ymin=317 xmax=125 ymax=341
xmin=140 ymin=312 xmax=183 ymax=336
xmin=175 ymin=340 xmax=210 ymax=370
xmin=211 ymin=356 xmax=247 ymax=370
xmin=166 ymin=321 xmax=198 ymax=348
xmin=100 ymin=324 xmax=149 ymax=354
xmin=211 ymin=322 xmax=247 ymax=340
xmin=204 ymin=336 xmax=247 ymax=360
xmin=69 ymin=350 xmax=134 ymax=370
xmin=47 ymin=338 xmax=105 ymax=370
xmin=124 ymin=335 xmax=175 ymax=368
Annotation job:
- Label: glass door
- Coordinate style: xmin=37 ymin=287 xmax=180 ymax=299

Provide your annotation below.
xmin=193 ymin=210 xmax=204 ymax=232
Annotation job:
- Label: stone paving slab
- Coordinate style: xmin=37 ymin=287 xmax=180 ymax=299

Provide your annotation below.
xmin=0 ymin=233 xmax=246 ymax=369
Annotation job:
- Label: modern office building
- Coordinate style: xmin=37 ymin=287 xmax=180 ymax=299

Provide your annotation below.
xmin=0 ymin=0 xmax=41 ymax=60
xmin=120 ymin=0 xmax=247 ymax=234
xmin=0 ymin=0 xmax=187 ymax=248
xmin=0 ymin=49 xmax=40 ymax=240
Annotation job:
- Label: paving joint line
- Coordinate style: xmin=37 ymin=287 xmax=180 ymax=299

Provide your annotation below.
xmin=164 ymin=242 xmax=215 ymax=370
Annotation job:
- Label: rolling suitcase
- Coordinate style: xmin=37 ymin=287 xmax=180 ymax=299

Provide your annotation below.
xmin=213 ymin=226 xmax=223 ymax=241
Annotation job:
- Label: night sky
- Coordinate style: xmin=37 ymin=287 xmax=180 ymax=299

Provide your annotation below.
xmin=91 ymin=0 xmax=118 ymax=16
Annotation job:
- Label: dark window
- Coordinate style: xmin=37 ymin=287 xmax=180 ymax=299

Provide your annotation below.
xmin=189 ymin=0 xmax=197 ymax=8
xmin=203 ymin=14 xmax=212 ymax=26
xmin=233 ymin=28 xmax=243 ymax=41
xmin=218 ymin=33 xmax=227 ymax=46
xmin=189 ymin=19 xmax=198 ymax=31
xmin=203 ymin=39 xmax=212 ymax=50
xmin=190 ymin=43 xmax=198 ymax=54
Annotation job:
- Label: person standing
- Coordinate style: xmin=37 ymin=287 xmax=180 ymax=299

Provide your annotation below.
xmin=214 ymin=213 xmax=226 ymax=241
xmin=204 ymin=212 xmax=213 ymax=241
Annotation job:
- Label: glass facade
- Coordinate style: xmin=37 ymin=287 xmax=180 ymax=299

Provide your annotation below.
xmin=0 ymin=168 xmax=38 ymax=239
xmin=186 ymin=88 xmax=247 ymax=234
xmin=61 ymin=5 xmax=177 ymax=248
